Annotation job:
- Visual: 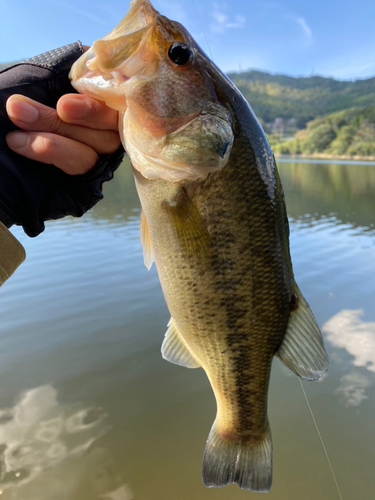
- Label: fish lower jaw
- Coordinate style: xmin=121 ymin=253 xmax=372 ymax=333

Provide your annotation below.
xmin=126 ymin=144 xmax=212 ymax=183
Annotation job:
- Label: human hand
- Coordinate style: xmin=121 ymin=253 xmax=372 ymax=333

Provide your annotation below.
xmin=6 ymin=93 xmax=120 ymax=175
xmin=0 ymin=42 xmax=124 ymax=237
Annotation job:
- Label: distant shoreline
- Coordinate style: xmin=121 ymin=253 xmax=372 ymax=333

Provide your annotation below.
xmin=274 ymin=153 xmax=375 ymax=162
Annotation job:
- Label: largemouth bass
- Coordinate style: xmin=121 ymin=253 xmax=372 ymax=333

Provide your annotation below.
xmin=70 ymin=0 xmax=328 ymax=492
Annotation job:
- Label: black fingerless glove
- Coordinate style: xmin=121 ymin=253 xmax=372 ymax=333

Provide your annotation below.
xmin=0 ymin=42 xmax=124 ymax=237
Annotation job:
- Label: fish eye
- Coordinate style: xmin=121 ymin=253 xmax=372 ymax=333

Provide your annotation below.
xmin=168 ymin=42 xmax=193 ymax=66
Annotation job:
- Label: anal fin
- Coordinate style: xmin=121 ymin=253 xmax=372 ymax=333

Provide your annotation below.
xmin=161 ymin=318 xmax=200 ymax=369
xmin=140 ymin=209 xmax=154 ymax=270
xmin=276 ymin=281 xmax=328 ymax=381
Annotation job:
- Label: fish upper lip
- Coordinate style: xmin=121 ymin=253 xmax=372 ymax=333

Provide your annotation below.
xmin=72 ymin=0 xmax=158 ymax=80
xmin=104 ymin=0 xmax=158 ymax=39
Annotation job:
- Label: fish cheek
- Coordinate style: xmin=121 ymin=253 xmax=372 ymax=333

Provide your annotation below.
xmin=129 ymin=63 xmax=213 ymax=122
xmin=125 ymin=96 xmax=199 ymax=137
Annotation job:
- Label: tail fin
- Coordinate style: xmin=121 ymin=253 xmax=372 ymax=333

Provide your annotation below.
xmin=202 ymin=421 xmax=272 ymax=492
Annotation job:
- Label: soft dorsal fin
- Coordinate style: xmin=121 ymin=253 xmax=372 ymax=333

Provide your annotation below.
xmin=161 ymin=318 xmax=200 ymax=369
xmin=140 ymin=209 xmax=154 ymax=270
xmin=275 ymin=281 xmax=328 ymax=381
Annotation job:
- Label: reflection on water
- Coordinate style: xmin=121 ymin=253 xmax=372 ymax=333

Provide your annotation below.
xmin=334 ymin=370 xmax=371 ymax=407
xmin=84 ymin=157 xmax=140 ymax=224
xmin=323 ymin=309 xmax=375 ymax=373
xmin=0 ymin=385 xmax=132 ymax=499
xmin=0 ymin=385 xmax=106 ymax=484
xmin=0 ymin=158 xmax=375 ymax=499
xmin=100 ymin=485 xmax=134 ymax=500
xmin=278 ymin=158 xmax=375 ymax=230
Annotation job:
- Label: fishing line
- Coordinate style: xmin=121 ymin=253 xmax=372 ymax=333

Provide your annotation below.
xmin=191 ymin=0 xmax=214 ymax=61
xmin=299 ymin=379 xmax=344 ymax=500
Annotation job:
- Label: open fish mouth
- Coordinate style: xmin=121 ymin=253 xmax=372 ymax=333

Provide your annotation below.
xmin=70 ymin=0 xmax=195 ymax=111
xmin=70 ymin=0 xmax=231 ymax=180
xmin=69 ymin=0 xmax=160 ymax=107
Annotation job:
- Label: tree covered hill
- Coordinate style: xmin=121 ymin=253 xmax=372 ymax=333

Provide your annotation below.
xmin=228 ymin=70 xmax=375 ymax=128
xmin=271 ymin=106 xmax=375 ymax=157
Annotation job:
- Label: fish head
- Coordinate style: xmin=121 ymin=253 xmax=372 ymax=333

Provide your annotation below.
xmin=70 ymin=0 xmax=234 ymax=182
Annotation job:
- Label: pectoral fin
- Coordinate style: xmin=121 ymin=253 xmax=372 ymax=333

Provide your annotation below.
xmin=161 ymin=318 xmax=200 ymax=369
xmin=164 ymin=189 xmax=211 ymax=259
xmin=276 ymin=282 xmax=328 ymax=381
xmin=140 ymin=210 xmax=154 ymax=270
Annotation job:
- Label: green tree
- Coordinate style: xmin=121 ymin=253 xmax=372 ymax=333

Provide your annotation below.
xmin=328 ymin=126 xmax=355 ymax=155
xmin=306 ymin=124 xmax=336 ymax=152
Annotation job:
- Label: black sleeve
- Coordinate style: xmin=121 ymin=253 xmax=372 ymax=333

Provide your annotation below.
xmin=0 ymin=42 xmax=124 ymax=237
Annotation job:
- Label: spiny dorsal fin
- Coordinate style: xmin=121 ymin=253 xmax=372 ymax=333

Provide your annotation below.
xmin=140 ymin=209 xmax=154 ymax=270
xmin=161 ymin=318 xmax=200 ymax=369
xmin=275 ymin=281 xmax=328 ymax=381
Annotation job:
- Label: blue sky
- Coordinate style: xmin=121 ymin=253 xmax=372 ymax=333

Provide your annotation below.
xmin=1 ymin=0 xmax=375 ymax=80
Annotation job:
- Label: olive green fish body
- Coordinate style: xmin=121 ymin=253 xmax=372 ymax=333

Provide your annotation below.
xmin=134 ymin=102 xmax=293 ymax=438
xmin=70 ymin=0 xmax=328 ymax=492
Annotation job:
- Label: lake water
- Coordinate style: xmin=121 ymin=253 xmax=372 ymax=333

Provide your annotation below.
xmin=1 ymin=158 xmax=374 ymax=500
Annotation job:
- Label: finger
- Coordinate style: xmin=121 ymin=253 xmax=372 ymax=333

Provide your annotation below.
xmin=6 ymin=95 xmax=120 ymax=155
xmin=57 ymin=94 xmax=119 ymax=131
xmin=6 ymin=131 xmax=98 ymax=175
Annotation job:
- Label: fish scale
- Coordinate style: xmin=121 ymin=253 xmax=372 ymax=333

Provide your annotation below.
xmin=70 ymin=0 xmax=328 ymax=491
xmin=135 ymin=129 xmax=291 ymax=438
